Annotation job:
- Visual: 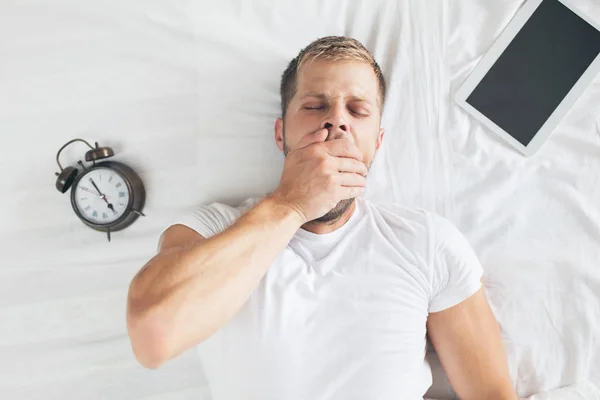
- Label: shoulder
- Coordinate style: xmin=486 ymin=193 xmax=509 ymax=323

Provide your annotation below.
xmin=363 ymin=199 xmax=461 ymax=242
xmin=359 ymin=199 xmax=435 ymax=270
xmin=170 ymin=196 xmax=262 ymax=238
xmin=362 ymin=199 xmax=483 ymax=312
xmin=423 ymin=213 xmax=484 ymax=313
xmin=362 ymin=198 xmax=432 ymax=239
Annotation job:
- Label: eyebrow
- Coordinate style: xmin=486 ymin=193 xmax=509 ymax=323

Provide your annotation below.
xmin=300 ymin=92 xmax=371 ymax=105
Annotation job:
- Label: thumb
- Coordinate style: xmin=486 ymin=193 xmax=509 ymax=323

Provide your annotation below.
xmin=297 ymin=128 xmax=328 ymax=149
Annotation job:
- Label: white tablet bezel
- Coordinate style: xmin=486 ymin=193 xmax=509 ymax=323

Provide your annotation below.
xmin=454 ymin=0 xmax=600 ymax=156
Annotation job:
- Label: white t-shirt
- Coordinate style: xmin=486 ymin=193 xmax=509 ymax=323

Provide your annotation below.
xmin=171 ymin=197 xmax=483 ymax=400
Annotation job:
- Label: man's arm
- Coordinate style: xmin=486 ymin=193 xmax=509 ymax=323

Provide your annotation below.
xmin=126 ymin=129 xmax=367 ymax=369
xmin=127 ymin=197 xmax=303 ymax=369
xmin=427 ymin=286 xmax=518 ymax=400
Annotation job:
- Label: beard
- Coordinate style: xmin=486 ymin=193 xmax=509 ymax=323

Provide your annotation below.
xmin=313 ymin=198 xmax=355 ymax=224
xmin=282 ymin=126 xmax=374 ymax=225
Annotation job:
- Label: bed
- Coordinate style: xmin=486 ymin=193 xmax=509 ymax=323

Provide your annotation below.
xmin=1 ymin=0 xmax=599 ymax=398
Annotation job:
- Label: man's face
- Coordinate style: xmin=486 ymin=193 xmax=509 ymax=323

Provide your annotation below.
xmin=275 ymin=59 xmax=385 ymax=223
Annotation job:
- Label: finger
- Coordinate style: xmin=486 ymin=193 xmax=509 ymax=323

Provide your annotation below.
xmin=334 ymin=158 xmax=368 ymax=176
xmin=339 ymin=185 xmax=365 ymax=200
xmin=337 ymin=172 xmax=367 ymax=187
xmin=323 ymin=139 xmax=363 ymax=161
xmin=296 ymin=128 xmax=329 ymax=150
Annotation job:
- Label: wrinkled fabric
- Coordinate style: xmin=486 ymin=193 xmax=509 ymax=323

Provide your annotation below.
xmin=172 ymin=197 xmax=483 ymax=400
xmin=1 ymin=0 xmax=599 ymax=399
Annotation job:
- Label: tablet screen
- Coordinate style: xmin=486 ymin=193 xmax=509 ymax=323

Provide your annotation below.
xmin=466 ymin=0 xmax=600 ymax=146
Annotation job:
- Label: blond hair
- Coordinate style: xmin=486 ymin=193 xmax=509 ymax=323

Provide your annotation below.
xmin=280 ymin=36 xmax=386 ymax=117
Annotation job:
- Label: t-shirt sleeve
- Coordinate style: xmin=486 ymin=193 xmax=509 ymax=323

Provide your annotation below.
xmin=166 ymin=197 xmax=262 ymax=242
xmin=171 ymin=202 xmax=241 ymax=239
xmin=426 ymin=212 xmax=484 ymax=313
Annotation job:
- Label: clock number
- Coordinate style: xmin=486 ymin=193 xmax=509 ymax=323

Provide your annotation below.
xmin=80 ymin=197 xmax=87 ymax=201
xmin=109 ymin=176 xmax=113 ymax=183
xmin=102 ymin=212 xmax=108 ymax=219
xmin=92 ymin=210 xmax=98 ymax=217
xmin=116 ymin=182 xmax=122 ymax=188
xmin=119 ymin=192 xmax=126 ymax=198
xmin=84 ymin=205 xmax=91 ymax=211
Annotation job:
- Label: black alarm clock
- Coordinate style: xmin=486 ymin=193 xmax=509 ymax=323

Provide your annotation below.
xmin=54 ymin=138 xmax=146 ymax=242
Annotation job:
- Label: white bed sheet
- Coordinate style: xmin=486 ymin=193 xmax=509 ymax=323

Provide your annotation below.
xmin=445 ymin=0 xmax=600 ymax=397
xmin=1 ymin=0 xmax=599 ymax=399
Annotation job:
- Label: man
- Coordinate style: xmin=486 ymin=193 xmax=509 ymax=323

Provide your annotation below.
xmin=127 ymin=36 xmax=517 ymax=399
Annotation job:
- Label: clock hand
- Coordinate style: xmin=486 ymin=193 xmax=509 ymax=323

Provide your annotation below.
xmin=79 ymin=186 xmax=101 ymax=196
xmin=89 ymin=178 xmax=115 ymax=209
xmin=89 ymin=178 xmax=104 ymax=197
xmin=88 ymin=177 xmax=120 ymax=216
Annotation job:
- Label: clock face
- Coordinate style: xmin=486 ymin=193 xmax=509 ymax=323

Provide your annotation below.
xmin=72 ymin=167 xmax=131 ymax=225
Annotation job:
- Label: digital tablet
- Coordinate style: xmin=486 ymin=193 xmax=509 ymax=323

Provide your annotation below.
xmin=455 ymin=0 xmax=600 ymax=156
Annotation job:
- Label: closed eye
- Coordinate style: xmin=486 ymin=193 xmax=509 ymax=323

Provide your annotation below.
xmin=350 ymin=109 xmax=369 ymax=118
xmin=304 ymin=106 xmax=324 ymax=110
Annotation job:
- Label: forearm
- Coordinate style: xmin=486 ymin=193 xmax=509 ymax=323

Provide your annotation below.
xmin=427 ymin=288 xmax=518 ymax=400
xmin=455 ymin=347 xmax=517 ymax=400
xmin=127 ymin=195 xmax=303 ymax=367
xmin=478 ymin=386 xmax=519 ymax=400
xmin=449 ymin=360 xmax=517 ymax=400
xmin=461 ymin=382 xmax=518 ymax=400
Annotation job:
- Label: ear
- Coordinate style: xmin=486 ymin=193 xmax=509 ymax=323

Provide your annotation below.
xmin=375 ymin=127 xmax=385 ymax=152
xmin=275 ymin=118 xmax=284 ymax=152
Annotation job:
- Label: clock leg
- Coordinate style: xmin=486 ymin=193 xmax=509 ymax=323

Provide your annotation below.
xmin=132 ymin=209 xmax=146 ymax=217
xmin=107 ymin=228 xmax=111 ymax=242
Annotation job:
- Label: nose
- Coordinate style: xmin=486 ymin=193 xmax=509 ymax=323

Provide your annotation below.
xmin=321 ymin=103 xmax=349 ymax=139
xmin=323 ymin=122 xmax=348 ymax=142
xmin=323 ymin=121 xmax=347 ymax=132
